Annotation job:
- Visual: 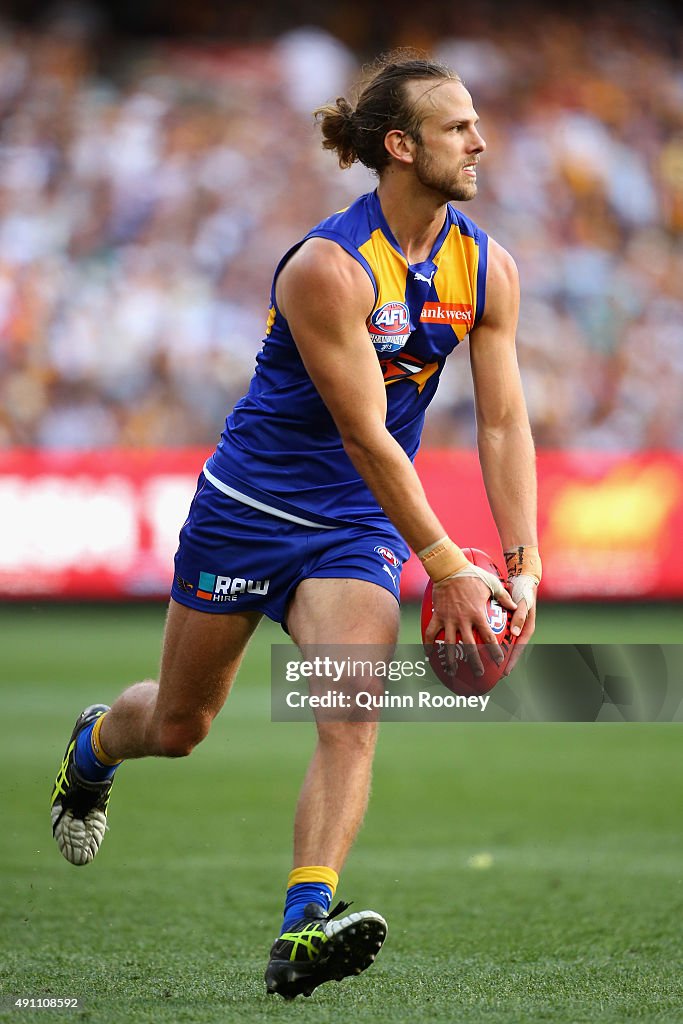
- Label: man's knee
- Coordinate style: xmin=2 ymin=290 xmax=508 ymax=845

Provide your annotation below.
xmin=153 ymin=713 xmax=212 ymax=758
xmin=316 ymin=719 xmax=378 ymax=754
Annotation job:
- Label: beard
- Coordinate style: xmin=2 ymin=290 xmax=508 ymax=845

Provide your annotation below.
xmin=413 ymin=145 xmax=478 ymax=202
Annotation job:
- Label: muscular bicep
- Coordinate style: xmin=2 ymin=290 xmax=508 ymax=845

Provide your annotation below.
xmin=276 ymin=238 xmax=387 ymax=442
xmin=469 ymin=239 xmax=527 ymax=430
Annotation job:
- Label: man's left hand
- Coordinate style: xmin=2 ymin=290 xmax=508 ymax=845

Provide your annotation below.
xmin=504 ymin=573 xmax=538 ymax=676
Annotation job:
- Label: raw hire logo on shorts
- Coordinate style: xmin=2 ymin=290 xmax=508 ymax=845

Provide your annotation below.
xmin=197 ymin=571 xmax=270 ymax=602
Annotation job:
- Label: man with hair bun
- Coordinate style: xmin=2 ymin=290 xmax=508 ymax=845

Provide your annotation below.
xmin=50 ymin=52 xmax=540 ymax=999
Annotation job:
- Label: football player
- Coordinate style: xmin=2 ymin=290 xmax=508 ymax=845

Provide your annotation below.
xmin=51 ymin=52 xmax=540 ymax=999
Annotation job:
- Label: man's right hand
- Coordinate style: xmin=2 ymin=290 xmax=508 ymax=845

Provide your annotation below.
xmin=423 ymin=571 xmax=516 ymax=678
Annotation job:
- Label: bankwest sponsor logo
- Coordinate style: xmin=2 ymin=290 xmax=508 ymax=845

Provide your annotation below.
xmin=420 ymin=302 xmax=473 ymax=326
xmin=197 ymin=570 xmax=270 ymax=602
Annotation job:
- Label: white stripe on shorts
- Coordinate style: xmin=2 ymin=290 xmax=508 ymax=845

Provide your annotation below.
xmin=202 ymin=462 xmax=336 ymax=530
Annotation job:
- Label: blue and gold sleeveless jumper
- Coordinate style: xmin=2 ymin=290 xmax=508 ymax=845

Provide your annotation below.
xmin=205 ymin=189 xmax=488 ymax=530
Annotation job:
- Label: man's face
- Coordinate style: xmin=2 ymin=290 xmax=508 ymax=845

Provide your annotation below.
xmin=406 ymin=79 xmax=486 ymax=202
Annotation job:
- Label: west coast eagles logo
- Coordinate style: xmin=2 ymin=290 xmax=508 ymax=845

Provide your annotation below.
xmin=380 ymin=351 xmax=439 ymax=394
xmin=368 ymin=301 xmax=411 ymax=353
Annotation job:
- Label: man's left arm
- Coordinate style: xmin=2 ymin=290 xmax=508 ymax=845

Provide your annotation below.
xmin=469 ymin=238 xmax=541 ymax=655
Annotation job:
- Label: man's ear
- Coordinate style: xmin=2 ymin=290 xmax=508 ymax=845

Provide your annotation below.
xmin=384 ymin=129 xmax=416 ymax=165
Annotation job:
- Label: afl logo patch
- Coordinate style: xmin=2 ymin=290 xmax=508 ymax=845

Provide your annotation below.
xmin=486 ymin=598 xmax=507 ymax=634
xmin=374 ymin=545 xmax=401 ymax=568
xmin=368 ymin=301 xmax=411 ymax=353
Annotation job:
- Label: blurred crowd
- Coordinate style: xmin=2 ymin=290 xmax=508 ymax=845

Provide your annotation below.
xmin=0 ymin=5 xmax=681 ymax=451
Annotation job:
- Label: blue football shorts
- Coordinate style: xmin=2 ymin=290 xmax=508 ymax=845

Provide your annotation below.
xmin=170 ymin=473 xmax=410 ymax=625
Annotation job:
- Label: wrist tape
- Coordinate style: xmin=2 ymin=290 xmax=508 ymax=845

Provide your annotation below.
xmin=418 ymin=536 xmax=470 ymax=584
xmin=504 ymin=545 xmax=542 ymax=583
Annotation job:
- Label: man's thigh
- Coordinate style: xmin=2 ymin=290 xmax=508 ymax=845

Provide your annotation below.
xmin=154 ymin=599 xmax=262 ymax=721
xmin=287 ymin=579 xmax=400 ymax=729
xmin=287 ymin=578 xmax=400 ymax=648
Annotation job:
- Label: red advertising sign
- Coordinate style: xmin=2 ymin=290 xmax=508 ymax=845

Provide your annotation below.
xmin=407 ymin=450 xmax=683 ymax=600
xmin=0 ymin=450 xmax=681 ymax=600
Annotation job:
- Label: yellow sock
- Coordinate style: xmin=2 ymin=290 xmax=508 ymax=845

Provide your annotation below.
xmin=91 ymin=713 xmax=123 ymax=766
xmin=287 ymin=865 xmax=339 ymax=894
xmin=281 ymin=865 xmax=339 ymax=931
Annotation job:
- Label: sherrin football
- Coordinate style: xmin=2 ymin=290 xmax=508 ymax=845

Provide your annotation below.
xmin=420 ymin=547 xmax=517 ymax=697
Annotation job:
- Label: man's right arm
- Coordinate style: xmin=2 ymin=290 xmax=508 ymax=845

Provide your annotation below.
xmin=277 ymin=238 xmax=444 ymax=552
xmin=276 ymin=237 xmax=514 ymax=670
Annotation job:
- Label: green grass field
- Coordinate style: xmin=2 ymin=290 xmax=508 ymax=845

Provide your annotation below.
xmin=1 ymin=603 xmax=682 ymax=1023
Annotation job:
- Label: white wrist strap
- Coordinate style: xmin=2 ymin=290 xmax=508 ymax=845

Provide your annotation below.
xmin=435 ymin=563 xmax=508 ymax=601
xmin=509 ymin=574 xmax=538 ymax=610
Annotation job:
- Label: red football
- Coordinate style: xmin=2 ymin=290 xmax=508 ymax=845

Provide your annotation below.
xmin=420 ymin=547 xmax=517 ymax=696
